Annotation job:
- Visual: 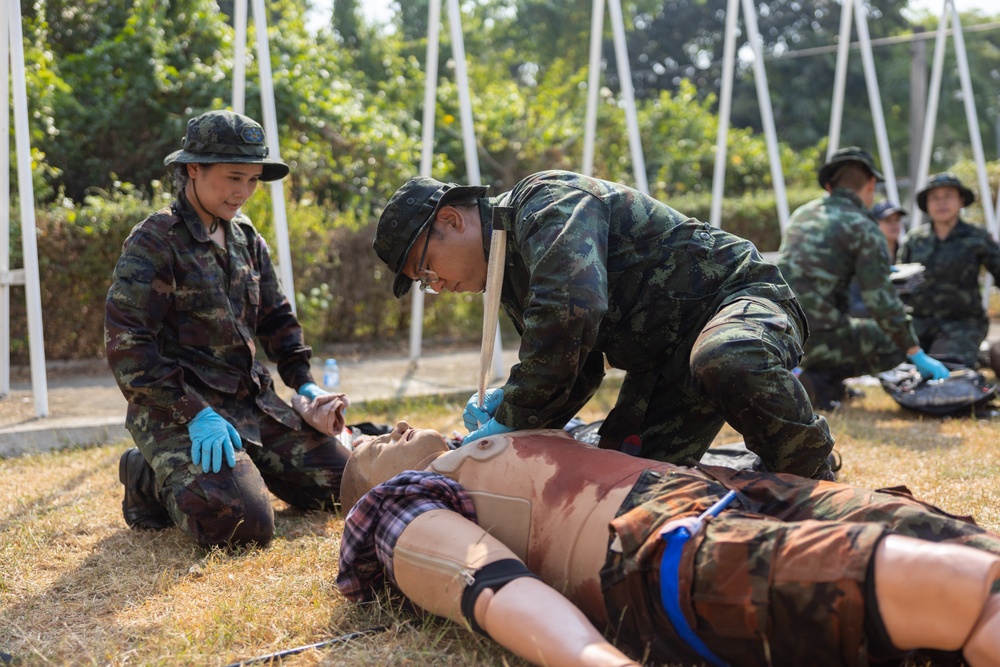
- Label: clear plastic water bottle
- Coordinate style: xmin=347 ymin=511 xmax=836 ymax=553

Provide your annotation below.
xmin=323 ymin=358 xmax=340 ymax=388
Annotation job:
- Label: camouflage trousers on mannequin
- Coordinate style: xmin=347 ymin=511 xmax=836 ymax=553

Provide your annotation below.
xmin=602 ymin=465 xmax=1000 ymax=667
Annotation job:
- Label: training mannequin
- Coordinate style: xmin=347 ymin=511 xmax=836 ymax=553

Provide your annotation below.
xmin=332 ymin=418 xmax=1000 ymax=667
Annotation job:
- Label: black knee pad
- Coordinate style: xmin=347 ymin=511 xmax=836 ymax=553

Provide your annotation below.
xmin=171 ymin=459 xmax=275 ymax=549
xmin=460 ymin=559 xmax=541 ymax=638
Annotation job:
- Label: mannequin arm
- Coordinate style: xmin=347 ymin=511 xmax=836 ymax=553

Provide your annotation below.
xmin=392 ymin=509 xmax=637 ymax=667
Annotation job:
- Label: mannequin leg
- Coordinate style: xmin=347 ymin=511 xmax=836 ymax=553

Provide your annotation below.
xmin=392 ymin=509 xmax=638 ymax=667
xmin=875 ymin=535 xmax=1000 ymax=651
xmin=963 ymin=593 xmax=1000 ymax=667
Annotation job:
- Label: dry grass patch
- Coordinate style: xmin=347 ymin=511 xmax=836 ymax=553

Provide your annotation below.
xmin=1 ymin=380 xmax=998 ymax=665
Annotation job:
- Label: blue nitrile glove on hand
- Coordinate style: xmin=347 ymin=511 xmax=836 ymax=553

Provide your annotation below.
xmin=907 ymin=349 xmax=950 ymax=381
xmin=462 ymin=417 xmax=514 ymax=445
xmin=298 ymin=382 xmax=328 ymax=401
xmin=188 ymin=406 xmax=243 ymax=474
xmin=463 ymin=388 xmax=505 ymax=432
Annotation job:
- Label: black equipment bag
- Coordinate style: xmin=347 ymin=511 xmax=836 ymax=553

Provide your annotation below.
xmin=878 ymin=363 xmax=998 ymax=417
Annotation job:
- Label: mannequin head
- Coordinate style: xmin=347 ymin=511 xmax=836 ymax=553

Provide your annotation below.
xmin=340 ymin=421 xmax=450 ymax=509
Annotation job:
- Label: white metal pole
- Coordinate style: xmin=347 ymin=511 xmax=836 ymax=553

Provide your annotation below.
xmin=250 ymin=0 xmax=296 ymax=313
xmin=607 ymin=0 xmax=647 ymax=193
xmin=582 ymin=0 xmax=605 ymax=176
xmin=827 ymin=0 xmax=854 ymax=157
xmin=9 ymin=0 xmax=48 ymax=416
xmin=447 ymin=0 xmax=480 ymax=187
xmin=949 ymin=3 xmax=997 ymax=239
xmin=0 ymin=0 xmax=9 ymax=397
xmin=445 ymin=0 xmax=503 ymax=378
xmin=232 ymin=0 xmax=247 ymax=113
xmin=853 ymin=0 xmax=899 ymax=205
xmin=740 ymin=0 xmax=789 ymax=231
xmin=912 ymin=1 xmax=950 ymax=228
xmin=410 ymin=0 xmax=443 ymax=362
xmin=709 ymin=0 xmax=740 ymax=228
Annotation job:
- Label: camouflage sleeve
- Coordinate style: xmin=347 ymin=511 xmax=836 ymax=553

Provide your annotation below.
xmin=249 ymin=230 xmax=314 ymax=391
xmin=980 ymin=228 xmax=1000 ymax=284
xmin=105 ymin=222 xmax=208 ymax=421
xmin=493 ymin=184 xmax=609 ymax=430
xmin=850 ymin=215 xmax=918 ymax=352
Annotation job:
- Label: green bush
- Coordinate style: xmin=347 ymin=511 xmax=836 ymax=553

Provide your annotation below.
xmin=7 ymin=185 xmax=157 ymax=364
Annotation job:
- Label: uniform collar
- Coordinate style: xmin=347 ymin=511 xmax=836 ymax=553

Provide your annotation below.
xmin=174 ymin=191 xmax=248 ymax=247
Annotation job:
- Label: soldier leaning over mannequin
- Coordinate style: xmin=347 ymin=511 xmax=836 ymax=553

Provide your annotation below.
xmin=374 ymin=169 xmax=837 ymax=480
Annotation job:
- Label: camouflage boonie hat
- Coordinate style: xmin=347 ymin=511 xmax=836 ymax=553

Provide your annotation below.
xmin=872 ymin=201 xmax=907 ymax=221
xmin=916 ymin=173 xmax=975 ymax=212
xmin=373 ymin=177 xmax=488 ymax=299
xmin=163 ymin=110 xmax=289 ymax=181
xmin=818 ymin=147 xmax=884 ymax=188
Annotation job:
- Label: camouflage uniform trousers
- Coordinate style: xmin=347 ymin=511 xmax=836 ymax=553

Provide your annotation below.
xmin=601 ymin=465 xmax=1000 ymax=667
xmin=128 ymin=401 xmax=348 ymax=549
xmin=911 ymin=314 xmax=989 ymax=369
xmin=601 ymin=296 xmax=835 ymax=479
xmin=800 ymin=317 xmax=907 ymax=379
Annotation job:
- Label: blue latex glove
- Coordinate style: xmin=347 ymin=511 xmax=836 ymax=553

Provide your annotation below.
xmin=462 ymin=388 xmax=505 ymax=431
xmin=907 ymin=349 xmax=949 ymax=381
xmin=462 ymin=417 xmax=514 ymax=445
xmin=298 ymin=382 xmax=328 ymax=401
xmin=188 ymin=406 xmax=243 ymax=473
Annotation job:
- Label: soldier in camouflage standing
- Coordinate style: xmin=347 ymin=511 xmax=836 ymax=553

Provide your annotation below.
xmin=373 ymin=170 xmax=837 ymax=481
xmin=106 ymin=110 xmax=351 ymax=549
xmin=898 ymin=173 xmax=1000 ymax=369
xmin=777 ymin=148 xmax=949 ymax=410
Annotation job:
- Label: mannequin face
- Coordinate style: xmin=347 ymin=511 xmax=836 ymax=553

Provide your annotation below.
xmin=185 ymin=162 xmax=263 ymax=224
xmin=340 ymin=421 xmax=450 ymax=508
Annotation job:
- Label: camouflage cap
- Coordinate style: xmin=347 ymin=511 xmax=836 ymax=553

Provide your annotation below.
xmin=916 ymin=173 xmax=975 ymax=212
xmin=163 ymin=110 xmax=289 ymax=181
xmin=373 ymin=177 xmax=488 ymax=298
xmin=818 ymin=147 xmax=884 ymax=188
xmin=872 ymin=200 xmax=907 ymax=221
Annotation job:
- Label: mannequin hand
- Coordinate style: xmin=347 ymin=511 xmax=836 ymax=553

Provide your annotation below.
xmin=292 ymin=392 xmax=351 ymax=437
xmin=298 ymin=382 xmax=328 ymax=401
xmin=907 ymin=349 xmax=949 ymax=381
xmin=462 ymin=417 xmax=514 ymax=445
xmin=462 ymin=388 xmax=504 ymax=431
xmin=188 ymin=407 xmax=243 ymax=473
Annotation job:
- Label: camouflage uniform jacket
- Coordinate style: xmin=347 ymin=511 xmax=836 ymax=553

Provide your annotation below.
xmin=898 ymin=218 xmax=1000 ymax=320
xmin=482 ymin=170 xmax=798 ymax=431
xmin=777 ymin=189 xmax=917 ymax=351
xmin=105 ymin=193 xmax=313 ymax=445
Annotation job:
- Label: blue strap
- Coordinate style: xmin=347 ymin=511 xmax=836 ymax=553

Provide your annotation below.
xmin=658 ymin=490 xmax=737 ymax=667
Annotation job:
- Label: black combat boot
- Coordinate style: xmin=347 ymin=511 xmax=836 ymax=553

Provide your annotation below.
xmin=118 ymin=448 xmax=174 ymax=530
